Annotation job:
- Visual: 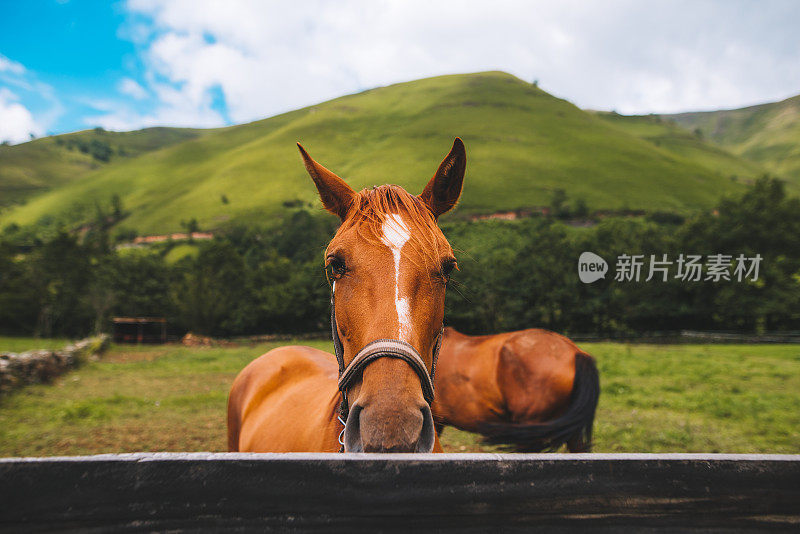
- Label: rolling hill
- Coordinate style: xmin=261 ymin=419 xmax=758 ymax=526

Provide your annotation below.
xmin=593 ymin=112 xmax=766 ymax=185
xmin=664 ymin=94 xmax=800 ymax=186
xmin=0 ymin=72 xmax=760 ymax=235
xmin=0 ymin=127 xmax=203 ymax=207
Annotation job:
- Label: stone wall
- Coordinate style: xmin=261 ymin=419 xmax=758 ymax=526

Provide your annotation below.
xmin=0 ymin=335 xmax=110 ymax=394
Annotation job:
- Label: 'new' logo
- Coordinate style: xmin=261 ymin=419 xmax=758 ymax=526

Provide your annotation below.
xmin=578 ymin=252 xmax=608 ymax=283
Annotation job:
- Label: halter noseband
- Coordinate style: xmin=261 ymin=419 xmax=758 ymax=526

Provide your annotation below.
xmin=330 ymin=282 xmax=443 ymax=450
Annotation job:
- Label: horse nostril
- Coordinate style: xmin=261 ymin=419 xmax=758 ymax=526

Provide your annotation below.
xmin=343 ymin=404 xmax=363 ymax=452
xmin=416 ymin=403 xmax=436 ymax=453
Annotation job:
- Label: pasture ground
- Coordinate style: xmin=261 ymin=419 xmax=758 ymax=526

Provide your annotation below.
xmin=0 ymin=339 xmax=798 ymax=456
xmin=0 ymin=336 xmax=72 ymax=353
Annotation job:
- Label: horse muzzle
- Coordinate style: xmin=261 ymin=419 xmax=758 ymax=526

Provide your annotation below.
xmin=337 ymin=338 xmax=437 ymax=453
xmin=343 ymin=400 xmax=436 ymax=453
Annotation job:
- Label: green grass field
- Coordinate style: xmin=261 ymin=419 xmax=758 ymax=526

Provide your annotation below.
xmin=0 ymin=340 xmax=797 ymax=457
xmin=0 ymin=336 xmax=73 ymax=353
xmin=1 ymin=72 xmax=757 ymax=236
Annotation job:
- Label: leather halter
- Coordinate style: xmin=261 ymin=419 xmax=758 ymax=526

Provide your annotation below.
xmin=330 ymin=281 xmax=443 ymax=446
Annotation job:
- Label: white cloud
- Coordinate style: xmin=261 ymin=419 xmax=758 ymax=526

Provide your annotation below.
xmin=84 ymin=80 xmax=224 ymax=131
xmin=0 ymin=54 xmax=25 ymax=75
xmin=105 ymin=0 xmax=800 ymax=130
xmin=0 ymin=54 xmax=64 ymax=139
xmin=0 ymin=88 xmax=43 ymax=144
xmin=119 ymin=78 xmax=148 ymax=100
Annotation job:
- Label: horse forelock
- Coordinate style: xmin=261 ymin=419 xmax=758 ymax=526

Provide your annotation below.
xmin=338 ymin=185 xmax=446 ymax=267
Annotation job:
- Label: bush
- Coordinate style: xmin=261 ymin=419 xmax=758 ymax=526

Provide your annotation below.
xmin=0 ymin=180 xmax=797 ymax=338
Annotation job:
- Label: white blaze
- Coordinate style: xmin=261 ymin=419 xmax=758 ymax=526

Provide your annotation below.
xmin=380 ymin=213 xmax=412 ymax=341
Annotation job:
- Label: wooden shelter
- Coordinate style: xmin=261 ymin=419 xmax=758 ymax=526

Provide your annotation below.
xmin=112 ymin=317 xmax=167 ymax=344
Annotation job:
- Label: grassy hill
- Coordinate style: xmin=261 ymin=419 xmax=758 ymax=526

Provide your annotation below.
xmin=593 ymin=112 xmax=766 ymax=186
xmin=0 ymin=127 xmax=202 ymax=207
xmin=0 ymin=72 xmax=755 ymax=235
xmin=664 ymin=94 xmax=800 ymax=186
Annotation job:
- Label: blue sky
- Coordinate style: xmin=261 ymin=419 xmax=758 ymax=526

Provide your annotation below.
xmin=1 ymin=0 xmax=799 ymax=144
xmin=1 ymin=1 xmax=142 ymax=138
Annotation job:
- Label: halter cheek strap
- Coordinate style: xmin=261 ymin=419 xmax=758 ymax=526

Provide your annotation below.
xmin=330 ymin=282 xmax=443 ymax=446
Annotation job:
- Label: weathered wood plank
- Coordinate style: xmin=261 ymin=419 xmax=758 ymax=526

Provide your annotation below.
xmin=1 ymin=453 xmax=798 ymax=532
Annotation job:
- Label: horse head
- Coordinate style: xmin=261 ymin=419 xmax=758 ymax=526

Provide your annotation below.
xmin=298 ymin=139 xmax=465 ymax=452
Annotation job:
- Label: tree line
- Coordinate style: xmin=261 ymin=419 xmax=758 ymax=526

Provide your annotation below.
xmin=1 ymin=177 xmax=797 ymax=339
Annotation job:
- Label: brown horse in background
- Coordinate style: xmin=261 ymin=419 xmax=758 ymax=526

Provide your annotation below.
xmin=228 ymin=139 xmax=466 ymax=453
xmin=431 ymin=327 xmax=599 ymax=452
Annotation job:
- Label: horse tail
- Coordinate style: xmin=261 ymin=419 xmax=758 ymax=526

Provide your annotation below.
xmin=479 ymin=352 xmax=600 ymax=452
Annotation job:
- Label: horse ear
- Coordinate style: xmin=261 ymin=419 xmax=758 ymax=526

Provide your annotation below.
xmin=297 ymin=143 xmax=356 ymax=220
xmin=419 ymin=138 xmax=466 ymax=219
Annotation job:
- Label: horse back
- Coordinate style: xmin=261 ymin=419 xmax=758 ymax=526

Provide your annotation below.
xmin=227 ymin=345 xmax=341 ymax=452
xmin=432 ymin=330 xmax=510 ymax=431
xmin=497 ymin=329 xmax=578 ymax=422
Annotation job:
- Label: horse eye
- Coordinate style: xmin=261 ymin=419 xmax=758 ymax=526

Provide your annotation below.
xmin=441 ymin=260 xmax=456 ymax=279
xmin=328 ymin=258 xmax=347 ymax=278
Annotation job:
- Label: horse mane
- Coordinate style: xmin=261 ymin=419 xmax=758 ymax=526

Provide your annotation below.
xmin=339 ymin=185 xmax=446 ymax=267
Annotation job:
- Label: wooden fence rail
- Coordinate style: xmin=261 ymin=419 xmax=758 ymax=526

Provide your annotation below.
xmin=1 ymin=453 xmax=798 ymax=532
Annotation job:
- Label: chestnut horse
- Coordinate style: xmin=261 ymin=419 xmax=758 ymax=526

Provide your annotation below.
xmin=227 ymin=139 xmax=466 ymax=453
xmin=431 ymin=327 xmax=599 ymax=452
